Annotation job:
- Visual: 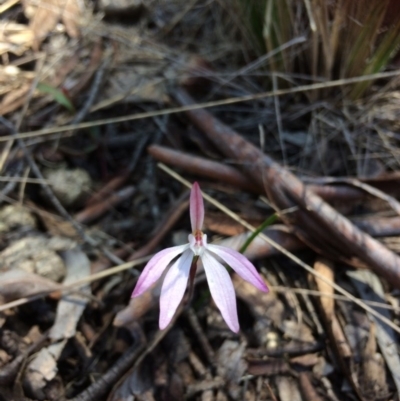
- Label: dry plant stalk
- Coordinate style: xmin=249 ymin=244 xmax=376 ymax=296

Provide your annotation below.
xmin=241 ymin=0 xmax=400 ymax=99
xmin=173 ymin=88 xmax=400 ymax=289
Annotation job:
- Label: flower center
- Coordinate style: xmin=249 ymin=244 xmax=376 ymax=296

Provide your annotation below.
xmin=194 ymin=229 xmax=202 ymax=243
xmin=189 ymin=230 xmax=207 ymax=256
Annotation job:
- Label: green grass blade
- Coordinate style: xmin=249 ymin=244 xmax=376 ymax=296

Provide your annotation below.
xmin=239 ymin=213 xmax=278 ymax=254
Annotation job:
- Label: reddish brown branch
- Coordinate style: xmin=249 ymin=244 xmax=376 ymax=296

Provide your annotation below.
xmin=85 ymin=174 xmax=129 ymax=206
xmin=148 ymin=145 xmax=259 ymax=193
xmin=75 ymin=186 xmax=135 ymax=224
xmin=149 ymin=144 xmax=367 ymax=202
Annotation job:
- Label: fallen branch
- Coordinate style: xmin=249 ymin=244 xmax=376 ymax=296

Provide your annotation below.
xmin=148 ymin=144 xmax=259 ymax=193
xmin=148 ymin=144 xmax=367 ymax=202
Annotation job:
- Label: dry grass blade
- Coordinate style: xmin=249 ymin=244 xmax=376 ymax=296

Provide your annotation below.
xmin=240 ymin=0 xmax=400 ymax=99
xmin=0 ymin=256 xmax=151 ymax=312
xmin=263 ymin=0 xmax=294 ymax=74
xmin=0 ymin=0 xmax=20 ymax=14
xmin=2 ymin=70 xmax=400 ymax=143
xmin=158 ymin=162 xmax=400 ymax=336
xmin=271 ymin=286 xmax=400 ymax=312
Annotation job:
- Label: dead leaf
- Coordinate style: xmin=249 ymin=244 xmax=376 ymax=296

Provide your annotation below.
xmin=61 ymin=0 xmax=81 ymax=38
xmin=0 ymin=83 xmax=30 ymax=115
xmin=216 ymin=341 xmax=247 ymax=399
xmin=314 ymin=258 xmax=335 ymax=317
xmin=0 ymin=269 xmax=60 ymax=303
xmin=26 ymin=0 xmax=59 ymax=50
xmin=217 ymin=340 xmax=247 ymax=383
xmin=23 ymin=249 xmax=90 ymax=399
xmin=298 ymin=372 xmax=324 ymax=401
xmin=29 ymin=204 xmax=79 ymax=238
xmin=24 ymin=340 xmax=66 ymax=399
xmin=49 ymin=249 xmax=91 ymax=340
xmin=361 ymin=323 xmax=387 ymax=396
xmin=0 ymin=22 xmax=34 ymax=55
xmin=312 ymin=356 xmax=334 ymax=378
xmin=275 ymin=376 xmax=302 ymax=401
xmin=113 ymin=272 xmax=164 ymax=327
xmin=314 ymin=258 xmax=352 ymax=358
xmin=232 ymin=273 xmax=283 ymax=327
xmin=281 ymin=320 xmax=314 ymax=343
xmin=24 ymin=0 xmax=81 ymax=50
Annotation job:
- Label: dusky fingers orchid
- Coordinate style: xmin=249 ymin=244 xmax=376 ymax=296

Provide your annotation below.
xmin=131 ymin=182 xmax=268 ymax=332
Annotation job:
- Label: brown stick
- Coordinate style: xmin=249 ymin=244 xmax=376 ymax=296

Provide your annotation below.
xmin=172 ymin=88 xmax=400 ymax=288
xmin=150 ymin=145 xmax=400 ymax=202
xmin=148 ymin=145 xmax=260 ymax=193
xmin=354 ymin=216 xmax=400 ymax=237
xmin=305 ymin=173 xmax=400 ymax=198
xmin=75 ymin=186 xmax=135 ymax=224
xmin=149 ymin=144 xmax=366 ymax=202
xmin=85 ymin=174 xmax=129 ymax=207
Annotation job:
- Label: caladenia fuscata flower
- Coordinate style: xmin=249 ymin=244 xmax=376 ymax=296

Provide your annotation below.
xmin=131 ymin=182 xmax=268 ymax=332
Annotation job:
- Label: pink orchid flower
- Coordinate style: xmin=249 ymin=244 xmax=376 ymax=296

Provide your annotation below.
xmin=131 ymin=182 xmax=268 ymax=332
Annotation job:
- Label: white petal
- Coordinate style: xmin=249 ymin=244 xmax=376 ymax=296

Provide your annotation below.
xmin=159 ymin=249 xmax=193 ymax=329
xmin=132 ymin=244 xmax=188 ymax=297
xmin=202 ymin=251 xmax=239 ymax=332
xmin=207 ymin=244 xmax=268 ymax=292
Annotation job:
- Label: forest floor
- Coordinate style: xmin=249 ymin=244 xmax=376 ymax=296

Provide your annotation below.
xmin=1 ymin=1 xmax=400 ymax=400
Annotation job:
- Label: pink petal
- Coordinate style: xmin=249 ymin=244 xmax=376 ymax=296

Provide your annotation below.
xmin=207 ymin=245 xmax=268 ymax=292
xmin=132 ymin=244 xmax=188 ymax=297
xmin=190 ymin=182 xmax=204 ymax=232
xmin=201 ymin=251 xmax=239 ymax=333
xmin=159 ymin=249 xmax=193 ymax=329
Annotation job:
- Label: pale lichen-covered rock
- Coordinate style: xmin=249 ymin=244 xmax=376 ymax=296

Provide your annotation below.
xmin=0 ymin=236 xmax=76 ymax=282
xmin=42 ymin=168 xmax=92 ymax=207
xmin=0 ymin=204 xmax=36 ymax=233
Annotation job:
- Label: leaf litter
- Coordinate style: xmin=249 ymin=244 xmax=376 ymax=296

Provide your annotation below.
xmin=1 ymin=0 xmax=400 ymax=400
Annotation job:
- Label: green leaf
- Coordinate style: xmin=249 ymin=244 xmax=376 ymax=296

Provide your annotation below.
xmin=37 ymin=82 xmax=75 ymax=112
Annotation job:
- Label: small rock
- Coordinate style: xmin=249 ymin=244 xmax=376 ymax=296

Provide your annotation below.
xmin=0 ymin=236 xmax=76 ymax=282
xmin=43 ymin=168 xmax=92 ymax=208
xmin=0 ymin=204 xmax=36 ymax=233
